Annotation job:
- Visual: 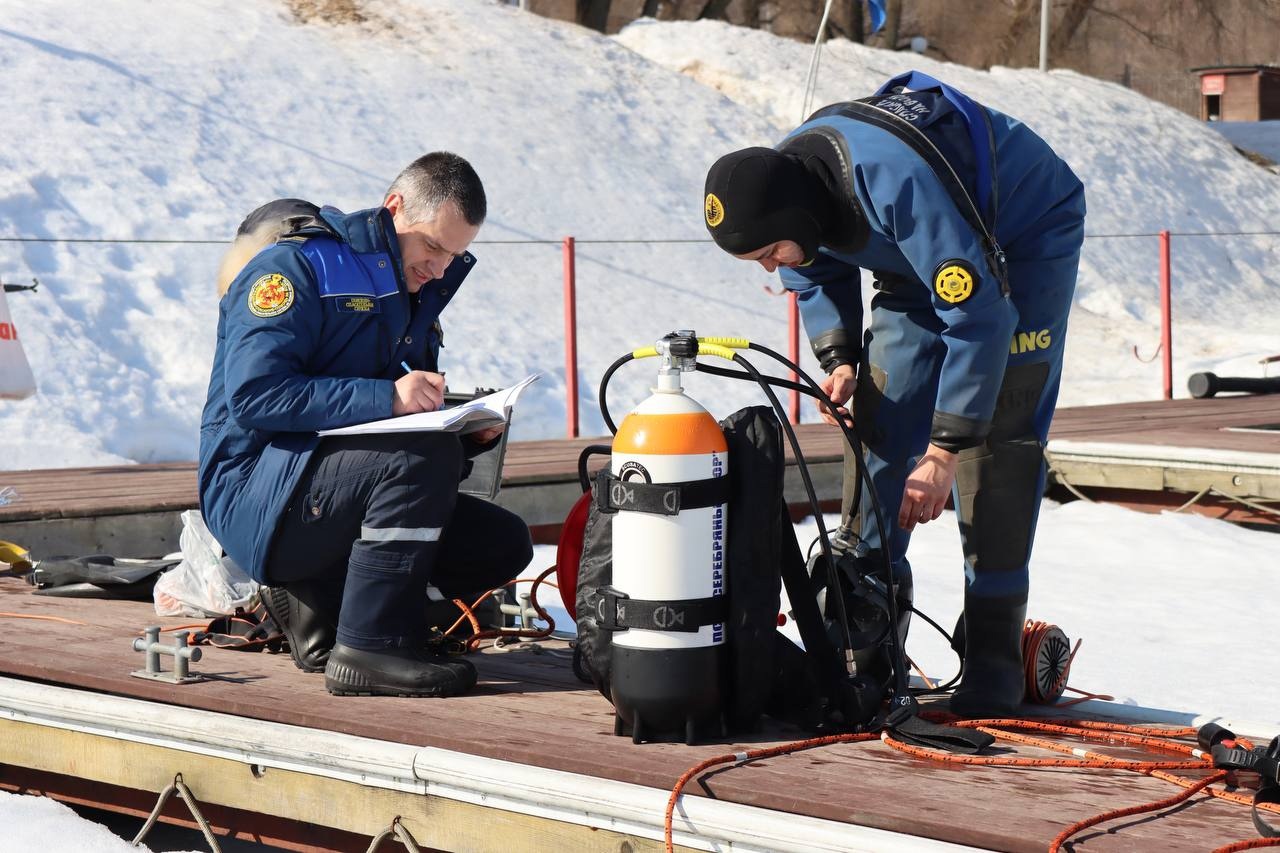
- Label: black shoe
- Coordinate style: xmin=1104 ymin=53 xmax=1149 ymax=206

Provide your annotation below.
xmin=949 ymin=597 xmax=1027 ymax=718
xmin=325 ymin=643 xmax=477 ymax=697
xmin=262 ymin=582 xmax=339 ymax=673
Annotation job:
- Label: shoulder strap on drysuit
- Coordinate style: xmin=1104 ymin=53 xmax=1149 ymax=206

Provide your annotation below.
xmin=874 ymin=70 xmax=998 ymax=225
xmin=810 ymin=71 xmax=1007 ymax=291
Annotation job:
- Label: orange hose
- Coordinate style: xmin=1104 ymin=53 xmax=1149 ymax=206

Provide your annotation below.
xmin=0 ymin=612 xmax=88 ymax=626
xmin=441 ymin=565 xmax=560 ymax=652
xmin=1212 ymin=840 xmax=1280 ymax=853
xmin=664 ymin=732 xmax=877 ymax=853
xmin=1048 ymin=771 xmax=1229 ymax=853
xmin=885 ymin=716 xmax=1279 ymax=850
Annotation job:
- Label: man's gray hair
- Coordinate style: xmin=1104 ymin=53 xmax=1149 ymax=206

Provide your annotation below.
xmin=385 ymin=152 xmax=486 ymax=226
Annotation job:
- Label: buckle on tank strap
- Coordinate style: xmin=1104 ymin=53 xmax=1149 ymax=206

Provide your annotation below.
xmin=591 ymin=470 xmax=728 ymax=517
xmin=594 ymin=586 xmax=728 ymax=633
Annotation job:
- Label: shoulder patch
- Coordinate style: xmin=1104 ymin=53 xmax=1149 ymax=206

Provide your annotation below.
xmin=248 ymin=273 xmax=295 ymax=318
xmin=933 ymin=260 xmax=977 ymax=305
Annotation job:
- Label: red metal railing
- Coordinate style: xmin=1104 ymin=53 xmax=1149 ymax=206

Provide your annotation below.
xmin=563 ymin=237 xmax=579 ymax=438
xmin=1159 ymin=229 xmax=1173 ymax=401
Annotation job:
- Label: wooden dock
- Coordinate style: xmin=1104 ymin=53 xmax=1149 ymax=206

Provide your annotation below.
xmin=1 ymin=396 xmax=1279 ymax=850
xmin=2 ymin=396 xmax=1278 ymax=558
xmin=0 ymin=578 xmax=1276 ymax=853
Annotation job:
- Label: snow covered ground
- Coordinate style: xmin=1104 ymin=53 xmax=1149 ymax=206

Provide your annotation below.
xmin=1 ymin=0 xmax=1279 ymax=469
xmin=1214 ymin=120 xmax=1280 ymax=167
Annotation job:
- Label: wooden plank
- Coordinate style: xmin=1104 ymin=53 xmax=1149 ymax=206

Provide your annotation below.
xmin=3 ymin=397 xmax=1278 ymax=524
xmin=0 ymin=577 xmax=1267 ymax=852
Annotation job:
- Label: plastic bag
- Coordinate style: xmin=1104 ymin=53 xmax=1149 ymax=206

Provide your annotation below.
xmin=153 ymin=510 xmax=258 ymax=617
xmin=0 ymin=286 xmax=36 ymax=400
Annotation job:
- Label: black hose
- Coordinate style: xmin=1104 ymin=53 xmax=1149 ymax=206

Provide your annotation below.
xmin=726 ymin=352 xmax=856 ymax=658
xmin=744 ymin=342 xmax=912 ymax=707
xmin=694 ymin=363 xmax=811 ymax=394
xmin=598 ymin=353 xmax=634 ymax=434
xmin=595 ymin=339 xmax=914 ymax=712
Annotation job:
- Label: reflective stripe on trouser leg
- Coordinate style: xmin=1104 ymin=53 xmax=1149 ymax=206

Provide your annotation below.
xmin=360 ymin=526 xmax=443 ymax=542
xmin=337 ymin=434 xmax=463 ymax=649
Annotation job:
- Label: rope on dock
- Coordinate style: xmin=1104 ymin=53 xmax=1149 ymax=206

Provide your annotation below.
xmin=132 ymin=772 xmax=221 ymax=853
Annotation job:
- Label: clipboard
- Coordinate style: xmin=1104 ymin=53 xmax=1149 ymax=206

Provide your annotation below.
xmin=448 ymin=389 xmax=510 ymax=501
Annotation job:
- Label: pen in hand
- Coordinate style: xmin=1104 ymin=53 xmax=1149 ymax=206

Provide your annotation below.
xmin=399 ymin=361 xmax=447 ymax=404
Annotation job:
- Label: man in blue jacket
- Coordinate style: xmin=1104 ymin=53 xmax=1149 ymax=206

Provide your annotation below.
xmin=703 ymin=73 xmax=1085 ymax=717
xmin=199 ymin=152 xmax=532 ymax=697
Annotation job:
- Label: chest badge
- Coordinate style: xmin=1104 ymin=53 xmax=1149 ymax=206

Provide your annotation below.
xmin=248 ymin=273 xmax=295 ymax=318
xmin=338 ymin=296 xmax=379 ymax=313
xmin=933 ymin=260 xmax=976 ymax=304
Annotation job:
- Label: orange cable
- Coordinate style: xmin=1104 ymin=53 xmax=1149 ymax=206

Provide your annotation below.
xmin=1048 ymin=770 xmax=1229 ymax=853
xmin=664 ymin=732 xmax=877 ymax=853
xmin=0 ymin=612 xmax=89 ymax=626
xmin=886 ymin=716 xmax=1280 ymax=849
xmin=440 ymin=566 xmax=560 ymax=652
xmin=1212 ymin=840 xmax=1280 ymax=852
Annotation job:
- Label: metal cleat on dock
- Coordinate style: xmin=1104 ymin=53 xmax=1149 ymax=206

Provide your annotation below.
xmin=131 ymin=626 xmax=204 ymax=684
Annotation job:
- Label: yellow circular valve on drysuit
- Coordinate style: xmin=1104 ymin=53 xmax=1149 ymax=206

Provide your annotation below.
xmin=934 ymin=262 xmax=976 ymax=304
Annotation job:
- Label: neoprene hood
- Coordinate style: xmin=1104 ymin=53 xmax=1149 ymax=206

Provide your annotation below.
xmin=703 ymin=147 xmax=837 ymax=262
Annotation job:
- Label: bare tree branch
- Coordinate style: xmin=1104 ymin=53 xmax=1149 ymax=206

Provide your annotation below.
xmin=1050 ymin=0 xmax=1096 ymax=53
xmin=1090 ymin=3 xmax=1171 ymax=50
xmin=992 ymin=0 xmax=1039 ymax=67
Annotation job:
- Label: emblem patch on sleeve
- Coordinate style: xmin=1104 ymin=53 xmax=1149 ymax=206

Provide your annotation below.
xmin=705 ymin=193 xmax=724 ymax=228
xmin=247 ymin=273 xmax=295 ymax=318
xmin=933 ymin=260 xmax=977 ymax=304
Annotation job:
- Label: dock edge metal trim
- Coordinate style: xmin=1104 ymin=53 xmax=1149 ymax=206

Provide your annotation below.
xmin=0 ymin=676 xmax=975 ymax=853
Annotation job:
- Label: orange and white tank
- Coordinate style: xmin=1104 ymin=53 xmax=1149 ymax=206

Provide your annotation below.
xmin=610 ymin=375 xmax=728 ymax=652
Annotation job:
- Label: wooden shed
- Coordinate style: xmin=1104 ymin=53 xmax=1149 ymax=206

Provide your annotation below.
xmin=1191 ymin=65 xmax=1280 ymax=121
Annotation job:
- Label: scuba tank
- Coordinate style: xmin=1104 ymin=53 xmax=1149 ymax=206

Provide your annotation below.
xmin=573 ymin=332 xmax=988 ymax=753
xmin=595 ymin=333 xmax=731 ymax=743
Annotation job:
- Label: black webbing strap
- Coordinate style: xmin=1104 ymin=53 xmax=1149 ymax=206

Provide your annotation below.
xmin=1210 ymin=736 xmax=1280 ymax=838
xmin=589 ymin=585 xmax=728 ymax=633
xmin=592 ymin=470 xmax=730 ymax=516
xmin=1255 ymin=786 xmax=1280 ymax=838
xmin=810 ymin=99 xmax=1008 ymax=292
xmin=195 ymin=602 xmax=285 ymax=652
xmin=779 ymin=528 xmax=847 ymax=687
xmin=890 ymin=714 xmax=994 ymax=755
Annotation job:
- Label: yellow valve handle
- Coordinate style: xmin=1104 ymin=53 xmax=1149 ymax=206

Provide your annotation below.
xmin=697 ymin=343 xmax=737 ymax=361
xmin=0 ymin=541 xmax=33 ymax=571
xmin=697 ymin=336 xmax=750 ymax=349
xmin=630 ymin=337 xmax=750 ymax=360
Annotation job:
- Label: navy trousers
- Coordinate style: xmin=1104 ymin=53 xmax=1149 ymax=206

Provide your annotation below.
xmin=265 ymin=432 xmax=533 ymax=650
xmin=846 ymin=247 xmax=1081 ymax=609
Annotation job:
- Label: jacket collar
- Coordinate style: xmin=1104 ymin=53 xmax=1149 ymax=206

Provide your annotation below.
xmin=319 ymin=205 xmax=478 ymax=296
xmin=320 ymin=206 xmax=396 ymax=255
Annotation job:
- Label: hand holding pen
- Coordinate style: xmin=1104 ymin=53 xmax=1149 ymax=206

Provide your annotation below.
xmin=392 ymin=361 xmax=448 ymax=415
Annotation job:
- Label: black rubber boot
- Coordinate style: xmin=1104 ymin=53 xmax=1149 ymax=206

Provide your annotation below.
xmin=324 ymin=643 xmax=478 ymax=697
xmin=262 ymin=580 xmax=341 ymax=673
xmin=949 ymin=596 xmax=1027 ymax=718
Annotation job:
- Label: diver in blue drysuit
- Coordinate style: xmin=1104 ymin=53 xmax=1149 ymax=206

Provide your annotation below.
xmin=703 ymin=72 xmax=1086 ymax=716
